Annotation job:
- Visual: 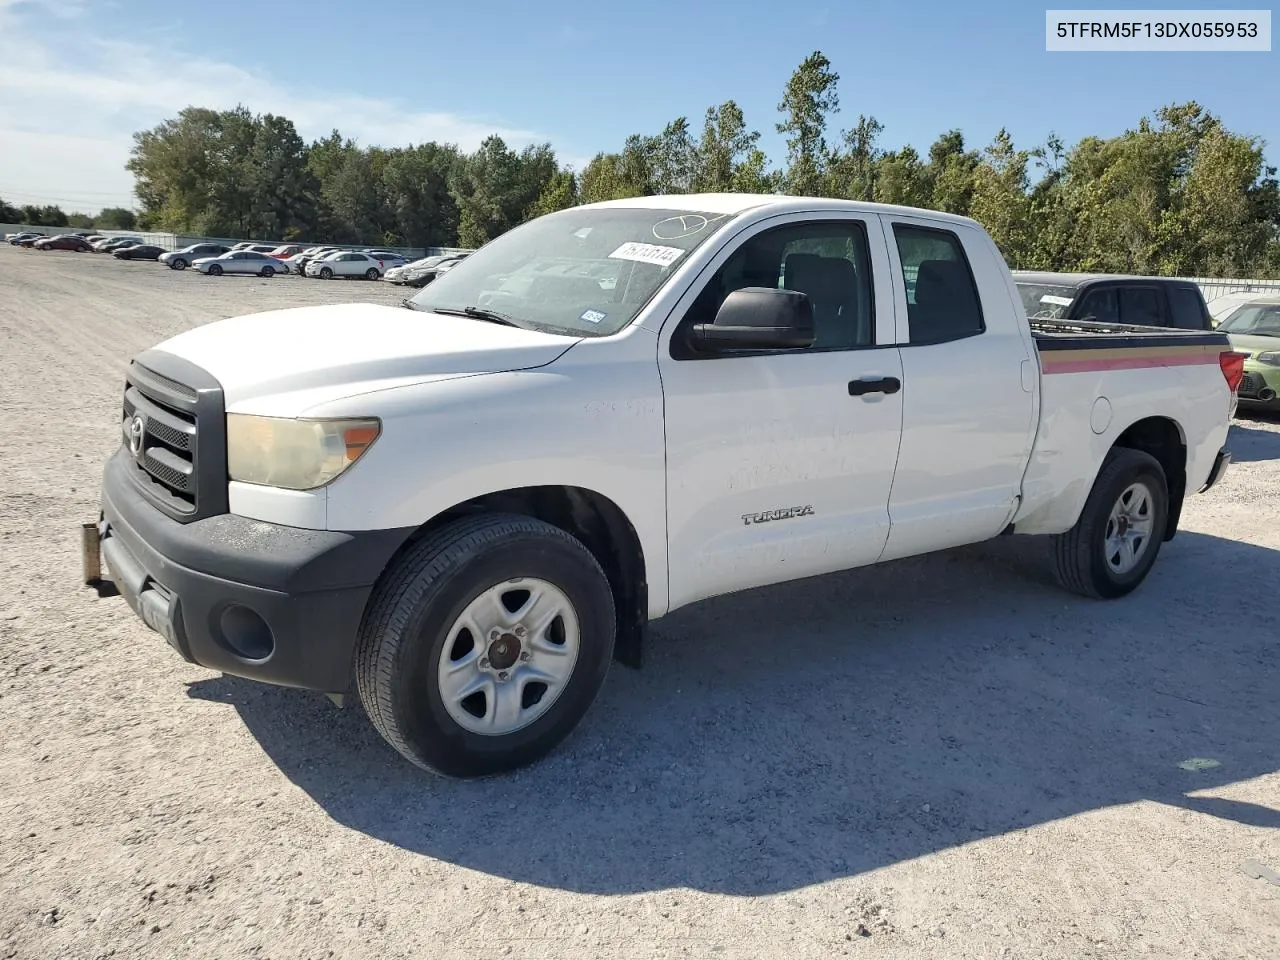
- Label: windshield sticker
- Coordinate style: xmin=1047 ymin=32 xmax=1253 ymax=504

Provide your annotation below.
xmin=1040 ymin=294 xmax=1073 ymax=306
xmin=651 ymin=213 xmax=731 ymax=240
xmin=579 ymin=309 xmax=607 ymax=324
xmin=608 ymin=241 xmax=686 ymax=268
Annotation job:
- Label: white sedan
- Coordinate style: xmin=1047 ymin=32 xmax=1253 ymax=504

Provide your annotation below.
xmin=304 ymin=251 xmax=386 ymax=280
xmin=192 ymin=250 xmax=289 ymax=277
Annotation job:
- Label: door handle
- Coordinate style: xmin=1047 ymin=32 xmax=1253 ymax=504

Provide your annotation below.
xmin=848 ymin=377 xmax=901 ymax=396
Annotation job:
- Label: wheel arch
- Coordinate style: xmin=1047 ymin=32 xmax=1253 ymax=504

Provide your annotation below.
xmin=1110 ymin=415 xmax=1186 ymax=541
xmin=370 ymin=485 xmax=649 ymax=668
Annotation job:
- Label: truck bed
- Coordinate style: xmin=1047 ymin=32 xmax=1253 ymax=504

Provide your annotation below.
xmin=1030 ymin=317 xmax=1230 ymax=374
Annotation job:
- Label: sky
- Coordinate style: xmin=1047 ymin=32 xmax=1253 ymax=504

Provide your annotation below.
xmin=0 ymin=0 xmax=1275 ymax=212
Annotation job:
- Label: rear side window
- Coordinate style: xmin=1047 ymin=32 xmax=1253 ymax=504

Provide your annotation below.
xmin=1119 ymin=286 xmax=1165 ymax=326
xmin=892 ymin=225 xmax=984 ymax=344
xmin=1167 ymin=286 xmax=1209 ymax=329
xmin=1075 ymin=287 xmax=1120 ymax=324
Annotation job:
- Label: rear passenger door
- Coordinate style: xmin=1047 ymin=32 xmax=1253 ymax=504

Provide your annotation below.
xmin=878 ymin=215 xmax=1038 ymax=561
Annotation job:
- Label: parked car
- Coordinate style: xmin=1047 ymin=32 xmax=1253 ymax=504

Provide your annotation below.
xmin=1216 ymin=296 xmax=1280 ymax=410
xmin=1012 ymin=271 xmax=1214 ymax=330
xmin=17 ymin=234 xmax=47 ymax=248
xmin=160 ymin=243 xmax=231 ymax=271
xmin=267 ymin=244 xmax=305 ymax=259
xmin=1206 ymin=291 xmax=1272 ymax=325
xmin=386 ymin=253 xmax=469 ymax=287
xmin=113 ymin=243 xmax=167 ymax=261
xmin=192 ymin=250 xmax=287 ymax=277
xmin=86 ymin=194 xmax=1239 ymax=778
xmin=7 ymin=231 xmax=45 ymax=245
xmin=93 ymin=237 xmax=143 ymax=253
xmin=287 ymin=247 xmax=340 ymax=274
xmin=363 ymin=249 xmax=412 ymax=267
xmin=304 ymin=250 xmax=385 ymax=280
xmin=34 ymin=234 xmax=95 ymax=252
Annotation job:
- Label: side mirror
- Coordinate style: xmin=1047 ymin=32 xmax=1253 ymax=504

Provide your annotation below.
xmin=692 ymin=287 xmax=815 ymax=352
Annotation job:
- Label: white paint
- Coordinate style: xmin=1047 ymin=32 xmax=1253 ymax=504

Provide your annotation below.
xmin=139 ymin=193 xmax=1234 ymax=622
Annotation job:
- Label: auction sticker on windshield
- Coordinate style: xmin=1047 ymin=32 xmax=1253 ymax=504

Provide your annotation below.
xmin=1041 ymin=294 xmax=1074 ymax=306
xmin=608 ymin=242 xmax=686 ymax=267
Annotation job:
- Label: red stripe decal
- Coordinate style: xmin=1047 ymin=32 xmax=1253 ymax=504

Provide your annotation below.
xmin=1041 ymin=353 xmax=1220 ymax=374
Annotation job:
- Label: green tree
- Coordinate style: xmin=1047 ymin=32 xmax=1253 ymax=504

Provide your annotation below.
xmin=825 ymin=114 xmax=883 ymax=200
xmin=651 ymin=118 xmax=696 ymax=194
xmin=19 ymin=204 xmax=67 ymax=227
xmin=0 ymin=197 xmax=19 ymax=221
xmin=527 ymin=169 xmax=579 ymax=218
xmin=776 ymin=51 xmax=840 ymax=195
xmin=692 ymin=100 xmax=761 ymax=192
xmin=925 ymin=130 xmax=980 ymax=216
xmin=874 ymin=147 xmax=931 ymax=208
xmin=968 ymin=129 xmax=1034 ymax=264
xmin=95 ymin=207 xmax=137 ymax=230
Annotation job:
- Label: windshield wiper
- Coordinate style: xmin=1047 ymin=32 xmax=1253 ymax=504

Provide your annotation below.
xmin=430 ymin=305 xmax=524 ymax=328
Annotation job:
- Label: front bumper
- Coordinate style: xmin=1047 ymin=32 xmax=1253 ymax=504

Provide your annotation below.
xmin=96 ymin=448 xmax=413 ymax=692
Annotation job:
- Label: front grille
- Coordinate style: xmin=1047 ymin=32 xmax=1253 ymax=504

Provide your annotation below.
xmin=1239 ymin=372 xmax=1262 ymax=398
xmin=119 ymin=351 xmax=227 ymax=522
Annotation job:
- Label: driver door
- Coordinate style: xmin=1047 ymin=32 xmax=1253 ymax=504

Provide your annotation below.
xmin=658 ymin=213 xmax=904 ymax=611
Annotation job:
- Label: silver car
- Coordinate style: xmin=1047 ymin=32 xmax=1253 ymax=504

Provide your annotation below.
xmin=160 ymin=242 xmax=231 ymax=270
xmin=305 ymin=251 xmax=386 ymax=280
xmin=192 ymin=250 xmax=288 ymax=277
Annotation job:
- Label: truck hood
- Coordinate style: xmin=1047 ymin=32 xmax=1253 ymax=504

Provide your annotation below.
xmin=1226 ymin=333 xmax=1280 ymax=357
xmin=154 ymin=302 xmax=581 ymax=407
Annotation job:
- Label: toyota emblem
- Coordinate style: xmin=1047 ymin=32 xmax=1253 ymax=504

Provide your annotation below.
xmin=127 ymin=415 xmax=146 ymax=457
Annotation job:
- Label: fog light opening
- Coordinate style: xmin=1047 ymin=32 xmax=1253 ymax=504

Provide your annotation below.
xmin=219 ymin=605 xmax=275 ymax=661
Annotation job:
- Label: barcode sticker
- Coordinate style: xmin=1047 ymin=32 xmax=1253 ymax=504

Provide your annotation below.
xmin=608 ymin=242 xmax=686 ymax=267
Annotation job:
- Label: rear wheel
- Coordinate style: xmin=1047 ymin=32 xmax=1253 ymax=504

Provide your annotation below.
xmin=365 ymin=267 xmax=379 ymax=280
xmin=208 ymin=263 xmax=223 ymax=277
xmin=355 ymin=514 xmax=616 ymax=778
xmin=1051 ymin=448 xmax=1169 ymax=599
xmin=260 ymin=265 xmax=275 ymax=278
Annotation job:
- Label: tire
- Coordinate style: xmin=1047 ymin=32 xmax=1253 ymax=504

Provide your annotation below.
xmin=1051 ymin=447 xmax=1169 ymax=599
xmin=355 ymin=514 xmax=616 ymax=778
xmin=260 ymin=265 xmax=275 ymax=278
xmin=365 ymin=267 xmax=379 ymax=280
xmin=319 ymin=266 xmax=333 ymax=280
xmin=171 ymin=259 xmax=188 ymax=270
xmin=208 ymin=264 xmax=223 ymax=277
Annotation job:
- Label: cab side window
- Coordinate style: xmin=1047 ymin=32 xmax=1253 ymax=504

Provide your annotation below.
xmin=1075 ymin=287 xmax=1120 ymax=324
xmin=892 ymin=225 xmax=984 ymax=344
xmin=1119 ymin=286 xmax=1165 ymax=327
xmin=672 ymin=220 xmax=874 ymax=359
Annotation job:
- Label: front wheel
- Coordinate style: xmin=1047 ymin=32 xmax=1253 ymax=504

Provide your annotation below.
xmin=319 ymin=266 xmax=333 ymax=280
xmin=207 ymin=263 xmax=223 ymax=276
xmin=1051 ymin=447 xmax=1169 ymax=599
xmin=171 ymin=259 xmax=188 ymax=270
xmin=355 ymin=514 xmax=616 ymax=778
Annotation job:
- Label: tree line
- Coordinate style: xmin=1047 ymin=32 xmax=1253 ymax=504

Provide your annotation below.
xmin=8 ymin=50 xmax=1278 ymax=277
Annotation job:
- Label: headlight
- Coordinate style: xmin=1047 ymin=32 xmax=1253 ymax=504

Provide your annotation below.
xmin=1256 ymin=352 xmax=1280 ymax=366
xmin=226 ymin=415 xmax=381 ymax=490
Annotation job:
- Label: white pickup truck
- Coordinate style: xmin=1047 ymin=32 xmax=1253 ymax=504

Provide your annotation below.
xmin=86 ymin=194 xmax=1241 ymax=777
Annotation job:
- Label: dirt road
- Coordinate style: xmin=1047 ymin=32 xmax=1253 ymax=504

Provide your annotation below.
xmin=1 ymin=245 xmax=1277 ymax=960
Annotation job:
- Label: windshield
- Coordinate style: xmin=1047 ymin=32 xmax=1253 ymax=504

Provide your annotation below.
xmin=1219 ymin=303 xmax=1280 ymax=337
xmin=1016 ymin=282 xmax=1079 ymax=319
xmin=405 ymin=207 xmax=733 ymax=336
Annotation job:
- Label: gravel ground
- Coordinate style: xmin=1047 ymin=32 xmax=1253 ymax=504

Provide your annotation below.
xmin=1 ymin=245 xmax=1277 ymax=960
